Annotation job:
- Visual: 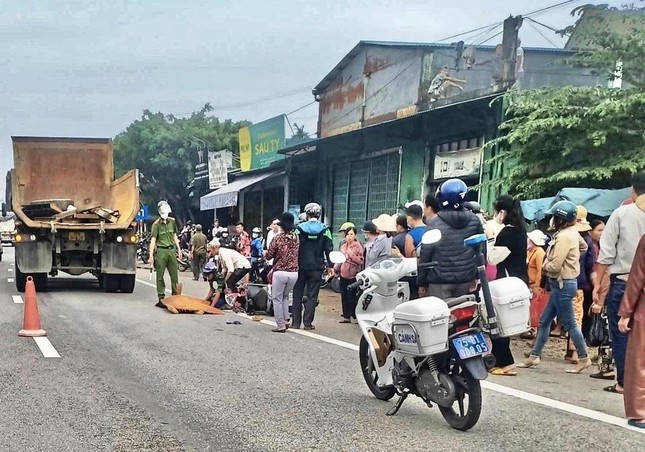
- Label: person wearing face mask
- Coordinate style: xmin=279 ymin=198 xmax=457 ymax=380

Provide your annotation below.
xmin=250 ymin=227 xmax=264 ymax=266
xmin=149 ymin=201 xmax=181 ymax=307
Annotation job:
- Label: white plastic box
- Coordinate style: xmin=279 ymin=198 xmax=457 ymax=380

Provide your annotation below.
xmin=486 ymin=277 xmax=531 ymax=337
xmin=392 ymin=297 xmax=451 ymax=356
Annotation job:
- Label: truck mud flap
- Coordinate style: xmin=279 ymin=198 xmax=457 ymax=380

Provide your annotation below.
xmin=16 ymin=241 xmax=53 ymax=273
xmin=102 ymin=243 xmax=137 ymax=274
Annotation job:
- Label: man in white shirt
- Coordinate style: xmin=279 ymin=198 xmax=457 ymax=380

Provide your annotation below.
xmin=593 ymin=171 xmax=645 ymax=394
xmin=516 ymin=39 xmax=524 ymax=88
xmin=207 ymin=239 xmax=251 ymax=290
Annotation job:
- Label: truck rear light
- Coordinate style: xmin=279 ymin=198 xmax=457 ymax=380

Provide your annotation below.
xmin=14 ymin=234 xmax=36 ymax=242
xmin=129 ymin=235 xmax=137 ymax=243
xmin=116 ymin=236 xmax=123 ymax=243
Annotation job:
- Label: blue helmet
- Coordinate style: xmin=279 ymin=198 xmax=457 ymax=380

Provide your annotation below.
xmin=437 ymin=178 xmax=468 ymax=210
xmin=202 ymin=260 xmax=218 ymax=277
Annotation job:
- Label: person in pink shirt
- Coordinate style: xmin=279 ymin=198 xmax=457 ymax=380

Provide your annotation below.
xmin=336 ymin=226 xmax=364 ymax=323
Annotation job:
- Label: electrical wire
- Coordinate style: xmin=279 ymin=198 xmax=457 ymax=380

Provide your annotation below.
xmin=525 ymin=17 xmax=561 ymax=32
xmin=478 ymin=30 xmax=505 ymax=46
xmin=526 ymin=19 xmax=561 ymax=47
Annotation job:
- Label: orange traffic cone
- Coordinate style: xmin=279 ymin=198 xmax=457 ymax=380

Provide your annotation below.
xmin=19 ymin=276 xmax=46 ymax=337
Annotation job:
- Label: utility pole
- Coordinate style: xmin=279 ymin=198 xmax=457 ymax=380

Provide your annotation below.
xmin=501 ymin=15 xmax=523 ymax=85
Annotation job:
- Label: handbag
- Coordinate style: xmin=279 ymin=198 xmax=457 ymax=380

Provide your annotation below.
xmin=530 ymin=288 xmax=550 ymax=328
xmin=586 ymin=312 xmax=610 ymax=347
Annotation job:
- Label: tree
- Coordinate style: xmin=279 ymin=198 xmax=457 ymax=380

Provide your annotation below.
xmin=485 ymin=5 xmax=645 ymax=197
xmin=285 ymin=122 xmax=312 ymax=147
xmin=113 ymin=104 xmax=249 ymax=222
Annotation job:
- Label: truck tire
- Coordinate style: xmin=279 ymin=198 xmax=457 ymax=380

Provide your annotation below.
xmin=119 ymin=274 xmax=136 ymax=294
xmin=103 ymin=274 xmax=120 ymax=293
xmin=34 ymin=273 xmax=48 ymax=292
xmin=15 ymin=267 xmax=27 ymax=292
xmin=14 ymin=269 xmax=47 ymax=292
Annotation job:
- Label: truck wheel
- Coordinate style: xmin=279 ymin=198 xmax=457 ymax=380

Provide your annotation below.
xmin=103 ymin=275 xmax=120 ymax=293
xmin=15 ymin=267 xmax=27 ymax=292
xmin=119 ymin=275 xmax=136 ymax=294
xmin=34 ymin=273 xmax=48 ymax=292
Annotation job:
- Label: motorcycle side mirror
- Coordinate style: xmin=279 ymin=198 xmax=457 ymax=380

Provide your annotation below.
xmin=328 ymin=250 xmax=346 ymax=264
xmin=421 ymin=229 xmax=442 ymax=245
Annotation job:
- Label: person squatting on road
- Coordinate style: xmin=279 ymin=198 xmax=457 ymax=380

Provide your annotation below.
xmin=417 ymin=178 xmax=483 ymax=299
xmin=189 ymin=224 xmax=208 ymax=281
xmin=150 ymin=201 xmax=181 ymax=307
xmin=265 ymin=212 xmax=299 ymax=333
xmin=618 ymin=233 xmax=645 ymax=428
xmin=336 ymin=226 xmax=364 ymax=323
xmin=592 ymin=171 xmax=645 ymax=395
xmin=202 ymin=260 xmax=229 ymax=309
xmin=488 ymin=194 xmax=527 ymax=377
xmin=292 ymin=202 xmax=334 ymax=331
xmin=518 ymin=200 xmax=591 ymax=374
xmin=207 ymin=239 xmax=251 ymax=291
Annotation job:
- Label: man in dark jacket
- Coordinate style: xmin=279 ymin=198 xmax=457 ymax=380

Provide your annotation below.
xmin=292 ymin=202 xmax=334 ymax=330
xmin=418 ymin=179 xmax=483 ymax=299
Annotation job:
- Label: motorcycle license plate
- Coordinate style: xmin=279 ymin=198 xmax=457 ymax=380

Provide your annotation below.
xmin=452 ymin=332 xmax=489 ymax=359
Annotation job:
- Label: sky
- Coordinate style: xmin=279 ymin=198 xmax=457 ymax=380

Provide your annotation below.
xmin=0 ymin=0 xmax=628 ymax=196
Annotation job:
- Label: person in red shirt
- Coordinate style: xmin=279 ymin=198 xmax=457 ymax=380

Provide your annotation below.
xmin=235 ymin=222 xmax=251 ymax=258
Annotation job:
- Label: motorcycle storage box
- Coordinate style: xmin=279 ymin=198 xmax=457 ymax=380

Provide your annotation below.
xmin=392 ymin=297 xmax=450 ymax=356
xmin=486 ymin=277 xmax=531 ymax=337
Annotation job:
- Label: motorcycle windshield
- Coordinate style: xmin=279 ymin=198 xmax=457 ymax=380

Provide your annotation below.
xmin=370 ymin=257 xmax=404 ymax=270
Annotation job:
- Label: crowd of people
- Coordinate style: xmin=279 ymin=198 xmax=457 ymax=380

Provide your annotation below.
xmin=148 ymin=169 xmax=645 ymax=428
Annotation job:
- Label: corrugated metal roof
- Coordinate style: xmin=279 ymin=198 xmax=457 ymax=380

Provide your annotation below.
xmin=313 ymin=40 xmax=573 ymax=93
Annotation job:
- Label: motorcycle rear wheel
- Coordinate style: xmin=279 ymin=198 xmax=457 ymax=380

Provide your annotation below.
xmin=359 ymin=336 xmax=396 ymax=401
xmin=438 ymin=364 xmax=482 ymax=431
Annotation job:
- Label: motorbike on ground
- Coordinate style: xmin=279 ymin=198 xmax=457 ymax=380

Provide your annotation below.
xmin=331 ymin=230 xmax=530 ymax=431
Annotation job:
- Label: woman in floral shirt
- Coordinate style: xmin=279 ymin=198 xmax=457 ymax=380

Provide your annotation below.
xmin=265 ymin=212 xmax=299 ymax=332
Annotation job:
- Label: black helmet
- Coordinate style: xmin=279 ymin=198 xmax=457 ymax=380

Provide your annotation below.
xmin=437 ymin=178 xmax=468 ymax=210
xmin=547 ymin=201 xmax=577 ymax=222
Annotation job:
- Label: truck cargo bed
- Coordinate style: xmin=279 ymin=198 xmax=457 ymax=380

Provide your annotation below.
xmin=11 ymin=137 xmax=139 ymax=230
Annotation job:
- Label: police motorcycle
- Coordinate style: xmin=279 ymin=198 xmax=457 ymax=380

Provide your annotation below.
xmin=331 ymin=229 xmax=530 ymax=431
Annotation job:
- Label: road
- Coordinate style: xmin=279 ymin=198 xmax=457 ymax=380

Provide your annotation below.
xmin=0 ymin=246 xmax=642 ymax=451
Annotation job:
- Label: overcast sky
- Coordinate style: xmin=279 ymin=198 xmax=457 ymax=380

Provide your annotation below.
xmin=0 ymin=0 xmax=626 ymax=195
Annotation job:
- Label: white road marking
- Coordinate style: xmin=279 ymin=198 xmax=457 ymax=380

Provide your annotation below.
xmin=8 ymin=268 xmax=13 ymax=272
xmin=136 ymin=278 xmax=170 ymax=294
xmin=33 ymin=337 xmax=61 ymax=358
xmin=7 ymin=278 xmax=14 ymax=283
xmin=12 ymin=295 xmax=23 ymax=304
xmin=235 ymin=311 xmax=642 ymax=434
xmin=134 ymin=276 xmax=641 ymax=433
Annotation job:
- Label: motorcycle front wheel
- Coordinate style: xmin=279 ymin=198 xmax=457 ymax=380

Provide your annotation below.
xmin=359 ymin=336 xmax=396 ymax=401
xmin=438 ymin=363 xmax=482 ymax=431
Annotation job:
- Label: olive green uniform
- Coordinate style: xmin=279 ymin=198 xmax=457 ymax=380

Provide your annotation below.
xmin=151 ymin=218 xmax=179 ymax=300
xmin=190 ymin=231 xmax=208 ymax=280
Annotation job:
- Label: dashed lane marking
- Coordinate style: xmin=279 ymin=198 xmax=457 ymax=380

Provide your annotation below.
xmin=8 ymin=268 xmax=13 ymax=272
xmin=12 ymin=295 xmax=23 ymax=304
xmin=7 ymin=278 xmax=14 ymax=283
xmin=33 ymin=337 xmax=61 ymax=358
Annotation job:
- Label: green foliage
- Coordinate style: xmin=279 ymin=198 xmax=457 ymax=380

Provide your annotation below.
xmin=113 ymin=104 xmax=249 ymax=221
xmin=484 ymin=7 xmax=645 ymax=198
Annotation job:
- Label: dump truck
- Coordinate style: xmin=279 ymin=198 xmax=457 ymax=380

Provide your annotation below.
xmin=6 ymin=137 xmax=140 ymax=293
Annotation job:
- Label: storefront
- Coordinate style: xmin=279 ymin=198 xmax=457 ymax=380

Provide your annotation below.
xmin=199 ymin=170 xmax=286 ymax=230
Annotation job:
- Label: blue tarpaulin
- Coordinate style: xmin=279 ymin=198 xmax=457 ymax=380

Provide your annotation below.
xmin=520 ymin=187 xmax=631 ymax=221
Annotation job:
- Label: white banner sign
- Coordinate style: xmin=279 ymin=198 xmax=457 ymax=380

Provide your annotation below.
xmin=208 ymin=151 xmax=229 ymax=190
xmin=433 ymin=147 xmax=482 ymax=180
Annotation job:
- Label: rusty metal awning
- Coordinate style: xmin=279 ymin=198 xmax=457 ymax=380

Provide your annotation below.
xmin=199 ymin=171 xmax=282 ymax=211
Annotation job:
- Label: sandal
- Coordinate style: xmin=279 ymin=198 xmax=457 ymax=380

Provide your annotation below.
xmin=520 ymin=329 xmax=536 ymax=340
xmin=628 ymin=419 xmax=645 ymax=429
xmin=339 ymin=319 xmax=352 ymax=324
xmin=603 ymin=384 xmax=624 ymax=394
xmin=590 ymin=371 xmax=615 ymax=380
xmin=490 ymin=365 xmax=518 ymax=376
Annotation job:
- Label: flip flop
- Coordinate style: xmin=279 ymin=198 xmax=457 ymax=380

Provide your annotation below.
xmin=590 ymin=371 xmax=615 ymax=380
xmin=628 ymin=419 xmax=645 ymax=429
xmin=603 ymin=384 xmax=624 ymax=394
xmin=490 ymin=366 xmax=518 ymax=376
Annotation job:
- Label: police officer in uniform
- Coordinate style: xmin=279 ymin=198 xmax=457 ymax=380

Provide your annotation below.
xmin=149 ymin=201 xmax=181 ymax=307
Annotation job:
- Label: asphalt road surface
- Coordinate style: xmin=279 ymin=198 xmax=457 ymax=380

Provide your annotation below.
xmin=0 ymin=246 xmax=643 ymax=451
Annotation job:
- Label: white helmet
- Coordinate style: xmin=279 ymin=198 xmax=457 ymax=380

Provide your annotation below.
xmin=304 ymin=202 xmax=322 ymax=218
xmin=157 ymin=201 xmax=171 ymax=219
